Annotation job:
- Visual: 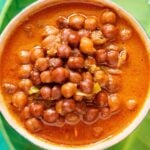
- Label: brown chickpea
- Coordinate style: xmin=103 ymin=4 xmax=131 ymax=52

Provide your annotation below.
xmin=51 ymin=86 xmax=62 ymax=100
xmin=63 ymin=99 xmax=76 ymax=113
xmin=25 ymin=118 xmax=42 ymax=133
xmin=51 ymin=67 xmax=69 ymax=83
xmin=40 ymin=70 xmax=52 ymax=83
xmin=42 ymin=26 xmax=59 ymax=37
xmin=67 ymin=57 xmax=84 ymax=69
xmin=43 ymin=109 xmax=59 ymax=123
xmin=120 ymin=27 xmax=132 ymax=41
xmin=57 ymin=44 xmax=71 ymax=58
xmin=95 ymin=49 xmax=107 ymax=64
xmin=94 ymin=91 xmax=108 ymax=107
xmin=80 ymin=37 xmax=96 ymax=55
xmin=108 ymin=94 xmax=121 ymax=112
xmin=101 ymin=11 xmax=117 ymax=24
xmin=56 ymin=16 xmax=69 ymax=29
xmin=82 ymin=72 xmax=93 ymax=81
xmin=65 ymin=112 xmax=80 ymax=125
xmin=84 ymin=108 xmax=99 ymax=122
xmin=71 ymin=48 xmax=83 ymax=57
xmin=94 ymin=70 xmax=109 ymax=87
xmin=61 ymin=28 xmax=72 ymax=43
xmin=69 ymin=14 xmax=85 ymax=30
xmin=18 ymin=50 xmax=30 ymax=64
xmin=30 ymin=103 xmax=44 ymax=117
xmin=69 ymin=71 xmax=82 ymax=84
xmin=2 ymin=83 xmax=17 ymax=94
xmin=106 ymin=74 xmax=121 ymax=93
xmin=41 ymin=35 xmax=56 ymax=50
xmin=30 ymin=70 xmax=41 ymax=85
xmin=84 ymin=56 xmax=96 ymax=68
xmin=21 ymin=106 xmax=31 ymax=119
xmin=107 ymin=50 xmax=119 ymax=67
xmin=126 ymin=99 xmax=137 ymax=110
xmin=18 ymin=64 xmax=32 ymax=78
xmin=61 ymin=82 xmax=77 ymax=98
xmin=68 ymin=31 xmax=80 ymax=47
xmin=84 ymin=17 xmax=98 ymax=31
xmin=49 ymin=58 xmax=63 ymax=68
xmin=18 ymin=79 xmax=33 ymax=93
xmin=30 ymin=46 xmax=44 ymax=62
xmin=80 ymin=80 xmax=93 ymax=94
xmin=12 ymin=91 xmax=28 ymax=109
xmin=75 ymin=102 xmax=86 ymax=115
xmin=40 ymin=86 xmax=51 ymax=100
xmin=35 ymin=57 xmax=49 ymax=72
xmin=78 ymin=29 xmax=91 ymax=38
xmin=102 ymin=24 xmax=117 ymax=38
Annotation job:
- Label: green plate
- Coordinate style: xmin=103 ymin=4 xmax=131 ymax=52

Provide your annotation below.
xmin=0 ymin=0 xmax=150 ymax=150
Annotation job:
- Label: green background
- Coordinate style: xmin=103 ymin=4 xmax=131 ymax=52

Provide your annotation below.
xmin=0 ymin=0 xmax=150 ymax=150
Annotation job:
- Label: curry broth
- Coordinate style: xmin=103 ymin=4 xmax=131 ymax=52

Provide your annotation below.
xmin=0 ymin=3 xmax=149 ymax=145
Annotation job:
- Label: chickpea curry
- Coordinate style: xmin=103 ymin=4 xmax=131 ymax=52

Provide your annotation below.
xmin=0 ymin=2 xmax=149 ymax=146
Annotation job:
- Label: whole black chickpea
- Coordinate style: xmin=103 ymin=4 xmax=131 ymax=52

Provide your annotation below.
xmin=101 ymin=11 xmax=117 ymax=24
xmin=57 ymin=44 xmax=71 ymax=58
xmin=61 ymin=82 xmax=77 ymax=98
xmin=63 ymin=99 xmax=76 ymax=113
xmin=18 ymin=64 xmax=32 ymax=78
xmin=40 ymin=86 xmax=51 ymax=100
xmin=107 ymin=50 xmax=119 ymax=67
xmin=21 ymin=106 xmax=31 ymax=119
xmin=18 ymin=50 xmax=30 ymax=64
xmin=82 ymin=72 xmax=93 ymax=81
xmin=51 ymin=86 xmax=62 ymax=100
xmin=2 ymin=83 xmax=17 ymax=94
xmin=68 ymin=31 xmax=80 ymax=47
xmin=18 ymin=79 xmax=33 ymax=93
xmin=51 ymin=67 xmax=69 ymax=83
xmin=83 ymin=108 xmax=99 ymax=122
xmin=30 ymin=46 xmax=44 ymax=62
xmin=102 ymin=24 xmax=117 ymax=38
xmin=40 ymin=70 xmax=52 ymax=83
xmin=69 ymin=14 xmax=85 ymax=30
xmin=94 ymin=91 xmax=108 ymax=107
xmin=12 ymin=91 xmax=28 ymax=109
xmin=106 ymin=74 xmax=121 ymax=93
xmin=61 ymin=28 xmax=72 ymax=43
xmin=69 ymin=71 xmax=82 ymax=84
xmin=57 ymin=16 xmax=69 ymax=29
xmin=25 ymin=118 xmax=42 ymax=133
xmin=84 ymin=17 xmax=98 ymax=31
xmin=29 ymin=103 xmax=44 ymax=117
xmin=43 ymin=108 xmax=59 ymax=123
xmin=49 ymin=58 xmax=63 ymax=68
xmin=80 ymin=79 xmax=94 ymax=94
xmin=95 ymin=49 xmax=107 ymax=64
xmin=30 ymin=70 xmax=41 ymax=85
xmin=78 ymin=29 xmax=91 ymax=38
xmin=67 ymin=57 xmax=84 ymax=69
xmin=35 ymin=57 xmax=49 ymax=72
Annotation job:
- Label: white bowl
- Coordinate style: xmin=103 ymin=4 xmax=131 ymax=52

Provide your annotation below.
xmin=0 ymin=0 xmax=150 ymax=150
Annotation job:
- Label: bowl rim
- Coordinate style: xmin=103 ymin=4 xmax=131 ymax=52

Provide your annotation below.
xmin=0 ymin=0 xmax=150 ymax=150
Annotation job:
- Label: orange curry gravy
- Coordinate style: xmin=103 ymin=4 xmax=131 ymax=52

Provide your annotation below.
xmin=0 ymin=3 xmax=149 ymax=145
